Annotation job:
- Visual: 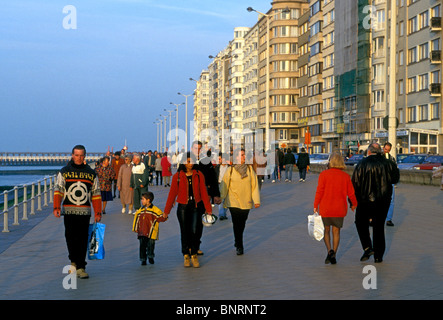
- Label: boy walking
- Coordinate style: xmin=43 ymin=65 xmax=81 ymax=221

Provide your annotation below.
xmin=132 ymin=192 xmax=167 ymax=265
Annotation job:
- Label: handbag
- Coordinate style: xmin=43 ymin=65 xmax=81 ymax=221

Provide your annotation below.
xmin=308 ymin=213 xmax=324 ymax=241
xmin=88 ymin=222 xmax=106 ymax=260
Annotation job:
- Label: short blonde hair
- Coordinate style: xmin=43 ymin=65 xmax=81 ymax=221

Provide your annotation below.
xmin=328 ymin=152 xmax=346 ymax=169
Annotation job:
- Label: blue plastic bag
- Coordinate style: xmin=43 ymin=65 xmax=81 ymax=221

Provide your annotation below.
xmin=88 ymin=222 xmax=106 ymax=260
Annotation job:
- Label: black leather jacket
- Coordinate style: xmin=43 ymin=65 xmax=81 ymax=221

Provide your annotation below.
xmin=351 ymin=154 xmax=400 ymax=204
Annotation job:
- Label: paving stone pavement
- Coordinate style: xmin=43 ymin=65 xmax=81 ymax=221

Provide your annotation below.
xmin=1 ymin=172 xmax=443 ymax=303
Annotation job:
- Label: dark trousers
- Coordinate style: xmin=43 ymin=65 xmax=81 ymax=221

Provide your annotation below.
xmin=64 ymin=214 xmax=90 ymax=269
xmin=355 ymin=200 xmax=391 ymax=260
xmin=299 ymin=167 xmax=307 ymax=180
xmin=155 ymin=171 xmax=162 ymax=185
xmin=139 ymin=236 xmax=155 ymax=261
xmin=176 ymin=202 xmax=201 ymax=255
xmin=133 ymin=187 xmax=148 ymax=211
xmin=229 ymin=207 xmax=250 ymax=249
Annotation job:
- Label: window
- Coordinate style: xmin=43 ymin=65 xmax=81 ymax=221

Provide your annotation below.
xmin=419 ymin=10 xmax=429 ymax=29
xmin=373 ymin=37 xmax=385 ymax=57
xmin=373 ymin=64 xmax=385 ymax=84
xmin=408 ymin=76 xmax=417 ymax=93
xmin=408 ymin=16 xmax=418 ymax=34
xmin=310 ymin=1 xmax=321 ymax=16
xmin=418 ymin=73 xmax=429 ymax=91
xmin=408 ymin=47 xmax=417 ymax=63
xmin=310 ymin=42 xmax=322 ymax=56
xmin=431 ymin=102 xmax=440 ymax=119
xmin=419 ymin=104 xmax=428 ymax=121
xmin=310 ymin=21 xmax=322 ymax=36
xmin=373 ymin=90 xmax=385 ymax=109
xmin=408 ymin=106 xmax=417 ymax=122
xmin=419 ymin=42 xmax=429 ymax=60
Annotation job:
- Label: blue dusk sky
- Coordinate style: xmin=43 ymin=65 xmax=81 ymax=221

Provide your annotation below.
xmin=0 ymin=0 xmax=272 ymax=153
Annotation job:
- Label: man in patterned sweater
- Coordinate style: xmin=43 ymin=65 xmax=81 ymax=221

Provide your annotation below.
xmin=53 ymin=145 xmax=102 ymax=279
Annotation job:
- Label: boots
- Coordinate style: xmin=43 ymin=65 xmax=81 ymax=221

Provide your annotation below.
xmin=191 ymin=254 xmax=200 ymax=268
xmin=184 ymin=254 xmax=191 ymax=267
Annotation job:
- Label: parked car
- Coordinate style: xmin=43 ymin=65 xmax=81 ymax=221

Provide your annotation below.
xmin=412 ymin=155 xmax=443 ymax=170
xmin=397 ymin=154 xmax=429 ymax=170
xmin=345 ymin=153 xmax=364 ymax=166
xmin=396 ymin=153 xmax=415 ymax=164
xmin=309 ymin=153 xmax=330 ymax=165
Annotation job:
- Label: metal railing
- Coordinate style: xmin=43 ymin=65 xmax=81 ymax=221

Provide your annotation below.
xmin=1 ymin=175 xmax=56 ymax=233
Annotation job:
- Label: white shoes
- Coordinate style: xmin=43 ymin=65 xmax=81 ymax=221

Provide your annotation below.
xmin=122 ymin=208 xmax=126 ymax=214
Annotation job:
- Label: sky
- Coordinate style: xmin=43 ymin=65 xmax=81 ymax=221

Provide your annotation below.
xmin=0 ymin=0 xmax=272 ymax=153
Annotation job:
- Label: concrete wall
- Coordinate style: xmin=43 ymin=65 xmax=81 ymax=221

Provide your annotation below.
xmin=307 ymin=164 xmax=441 ymax=186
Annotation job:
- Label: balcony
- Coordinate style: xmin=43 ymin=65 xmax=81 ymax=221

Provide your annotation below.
xmin=431 ymin=50 xmax=441 ymax=64
xmin=430 ymin=83 xmax=441 ymax=96
xmin=430 ymin=17 xmax=441 ymax=31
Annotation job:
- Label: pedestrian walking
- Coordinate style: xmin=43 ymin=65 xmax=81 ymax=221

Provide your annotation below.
xmin=255 ymin=149 xmax=267 ymax=190
xmin=351 ymin=143 xmax=400 ymax=263
xmin=161 ymin=153 xmax=172 ymax=187
xmin=53 ymin=145 xmax=102 ymax=279
xmin=383 ymin=142 xmax=398 ymax=226
xmin=220 ymin=148 xmax=260 ymax=255
xmin=164 ymin=152 xmax=213 ymax=268
xmin=111 ymin=151 xmax=124 ymax=198
xmin=143 ymin=150 xmax=156 ymax=186
xmin=132 ymin=192 xmax=167 ymax=265
xmin=313 ymin=152 xmax=357 ymax=264
xmin=130 ymin=153 xmax=149 ymax=211
xmin=283 ymin=148 xmax=296 ymax=182
xmin=154 ymin=153 xmax=162 ymax=185
xmin=191 ymin=141 xmax=221 ymax=256
xmin=117 ymin=155 xmax=134 ymax=214
xmin=296 ymin=148 xmax=310 ymax=182
xmin=95 ymin=156 xmax=116 ymax=215
xmin=215 ymin=152 xmax=230 ymax=220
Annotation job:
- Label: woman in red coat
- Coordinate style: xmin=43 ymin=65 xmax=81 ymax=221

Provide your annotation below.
xmin=161 ymin=153 xmax=172 ymax=187
xmin=313 ymin=152 xmax=357 ymax=264
xmin=164 ymin=152 xmax=213 ymax=268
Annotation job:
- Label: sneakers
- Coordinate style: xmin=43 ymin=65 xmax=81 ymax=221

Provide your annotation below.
xmin=191 ymin=254 xmax=200 ymax=268
xmin=386 ymin=220 xmax=394 ymax=226
xmin=122 ymin=208 xmax=126 ymax=214
xmin=184 ymin=254 xmax=191 ymax=267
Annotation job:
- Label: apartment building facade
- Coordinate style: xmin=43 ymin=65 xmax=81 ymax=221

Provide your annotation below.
xmin=192 ymin=0 xmax=443 ymax=155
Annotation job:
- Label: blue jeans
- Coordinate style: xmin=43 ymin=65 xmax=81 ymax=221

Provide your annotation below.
xmin=285 ymin=165 xmax=293 ymax=180
xmin=386 ymin=185 xmax=395 ymax=221
xmin=218 ymin=202 xmax=227 ymax=218
xmin=273 ymin=165 xmax=279 ymax=180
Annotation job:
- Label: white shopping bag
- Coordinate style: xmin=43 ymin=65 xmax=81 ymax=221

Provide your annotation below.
xmin=308 ymin=213 xmax=324 ymax=241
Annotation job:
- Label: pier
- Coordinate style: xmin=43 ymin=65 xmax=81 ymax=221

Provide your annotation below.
xmin=0 ymin=152 xmax=104 ymax=166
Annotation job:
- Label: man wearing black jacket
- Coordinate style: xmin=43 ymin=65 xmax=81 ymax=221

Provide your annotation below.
xmin=351 ymin=143 xmax=400 ymax=263
xmin=191 ymin=141 xmax=221 ymax=255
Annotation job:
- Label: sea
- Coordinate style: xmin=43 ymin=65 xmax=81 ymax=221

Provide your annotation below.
xmin=0 ymin=165 xmax=62 ymax=195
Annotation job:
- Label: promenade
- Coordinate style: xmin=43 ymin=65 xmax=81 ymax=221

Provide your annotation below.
xmin=1 ymin=171 xmax=442 ymax=305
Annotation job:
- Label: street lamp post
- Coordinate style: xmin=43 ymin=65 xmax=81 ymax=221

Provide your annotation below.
xmin=164 ymin=109 xmax=174 ymax=152
xmin=154 ymin=121 xmax=159 ymax=152
xmin=247 ymin=6 xmax=289 ymax=151
xmin=388 ymin=0 xmax=397 ymax=159
xmin=178 ymin=92 xmax=192 ymax=151
xmin=171 ymin=102 xmax=184 ymax=154
xmin=157 ymin=117 xmax=163 ymax=152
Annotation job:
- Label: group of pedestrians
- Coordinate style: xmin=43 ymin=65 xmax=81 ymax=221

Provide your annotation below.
xmin=272 ymin=147 xmax=310 ymax=183
xmin=54 ymin=141 xmax=400 ymax=279
xmin=313 ymin=142 xmax=400 ymax=265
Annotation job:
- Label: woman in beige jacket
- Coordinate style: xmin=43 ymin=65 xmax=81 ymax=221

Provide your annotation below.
xmin=220 ymin=149 xmax=260 ymax=255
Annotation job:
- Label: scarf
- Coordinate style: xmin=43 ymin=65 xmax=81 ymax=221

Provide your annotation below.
xmin=234 ymin=164 xmax=248 ymax=179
